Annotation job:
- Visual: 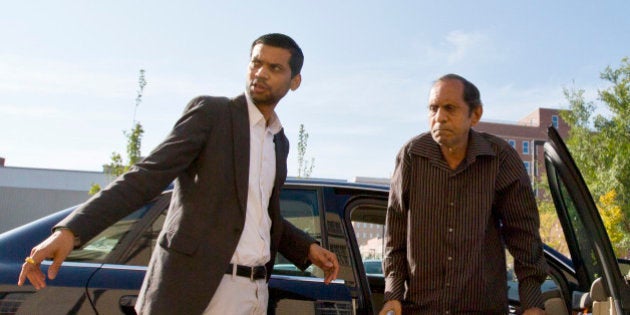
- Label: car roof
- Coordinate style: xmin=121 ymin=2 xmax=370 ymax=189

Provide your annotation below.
xmin=285 ymin=177 xmax=389 ymax=192
xmin=163 ymin=177 xmax=390 ymax=193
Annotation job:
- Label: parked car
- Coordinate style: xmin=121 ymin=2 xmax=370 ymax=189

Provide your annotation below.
xmin=363 ymin=260 xmax=383 ymax=276
xmin=0 ymin=127 xmax=629 ymax=314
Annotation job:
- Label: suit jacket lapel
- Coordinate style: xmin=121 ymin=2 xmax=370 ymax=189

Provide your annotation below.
xmin=274 ymin=129 xmax=288 ymax=189
xmin=231 ymin=94 xmax=249 ymax=216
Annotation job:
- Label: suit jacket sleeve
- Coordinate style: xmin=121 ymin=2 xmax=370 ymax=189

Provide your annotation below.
xmin=278 ymin=218 xmax=317 ymax=271
xmin=57 ymin=96 xmax=227 ymax=244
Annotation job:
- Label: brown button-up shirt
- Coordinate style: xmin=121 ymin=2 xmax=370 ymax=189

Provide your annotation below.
xmin=384 ymin=130 xmax=547 ymax=314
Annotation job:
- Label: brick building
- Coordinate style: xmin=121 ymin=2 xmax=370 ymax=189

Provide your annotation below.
xmin=474 ymin=107 xmax=570 ymax=186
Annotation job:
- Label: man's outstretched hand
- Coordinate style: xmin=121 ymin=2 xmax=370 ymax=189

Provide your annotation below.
xmin=18 ymin=229 xmax=75 ymax=289
xmin=308 ymin=243 xmax=339 ymax=284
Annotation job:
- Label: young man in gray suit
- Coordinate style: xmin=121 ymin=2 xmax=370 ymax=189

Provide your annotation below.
xmin=18 ymin=33 xmax=339 ymax=315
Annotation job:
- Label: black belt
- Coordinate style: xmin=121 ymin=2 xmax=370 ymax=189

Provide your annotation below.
xmin=226 ymin=264 xmax=267 ymax=280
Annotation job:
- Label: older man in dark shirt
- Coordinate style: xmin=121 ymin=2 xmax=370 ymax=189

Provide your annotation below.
xmin=380 ymin=74 xmax=547 ymax=315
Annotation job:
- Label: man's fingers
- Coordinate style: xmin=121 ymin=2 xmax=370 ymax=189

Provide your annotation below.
xmin=309 ymin=245 xmax=340 ymax=284
xmin=17 ymin=265 xmax=27 ymax=286
xmin=322 ymin=251 xmax=339 ymax=284
xmin=18 ymin=261 xmax=46 ymax=290
xmin=48 ymin=257 xmax=65 ymax=280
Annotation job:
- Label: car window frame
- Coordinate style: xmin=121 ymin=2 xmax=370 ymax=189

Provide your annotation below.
xmin=344 ymin=195 xmax=389 ymax=313
xmin=66 ymin=192 xmax=171 ymax=265
xmin=110 ymin=192 xmax=171 ymax=265
xmin=544 ymin=126 xmax=630 ymax=312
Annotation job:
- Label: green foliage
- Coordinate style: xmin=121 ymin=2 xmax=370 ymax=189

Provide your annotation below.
xmin=535 ymin=172 xmax=571 ymax=257
xmin=599 ymin=190 xmax=628 ymax=257
xmin=297 ymin=124 xmax=315 ymax=178
xmin=560 ymin=57 xmax=630 ymax=258
xmin=124 ymin=122 xmax=144 ymax=167
xmin=88 ymin=184 xmax=101 ymax=196
xmin=90 ymin=69 xmax=147 ymax=194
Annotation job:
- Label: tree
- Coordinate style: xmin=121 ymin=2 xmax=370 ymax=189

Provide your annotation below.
xmin=599 ymin=190 xmax=627 ymax=257
xmin=535 ymin=172 xmax=571 ymax=257
xmin=90 ymin=69 xmax=147 ymax=194
xmin=297 ymin=124 xmax=315 ymax=178
xmin=560 ymin=57 xmax=630 ymax=257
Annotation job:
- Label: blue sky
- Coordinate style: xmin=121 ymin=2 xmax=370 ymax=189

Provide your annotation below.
xmin=1 ymin=1 xmax=628 ymax=180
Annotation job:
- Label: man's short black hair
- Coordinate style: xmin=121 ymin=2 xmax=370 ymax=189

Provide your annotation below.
xmin=252 ymin=33 xmax=304 ymax=78
xmin=437 ymin=73 xmax=483 ymax=113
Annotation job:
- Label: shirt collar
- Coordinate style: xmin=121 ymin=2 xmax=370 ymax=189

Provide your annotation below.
xmin=245 ymin=93 xmax=283 ymax=134
xmin=410 ymin=129 xmax=496 ymax=164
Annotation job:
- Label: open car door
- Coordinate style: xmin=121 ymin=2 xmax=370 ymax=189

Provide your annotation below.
xmin=544 ymin=126 xmax=630 ymax=314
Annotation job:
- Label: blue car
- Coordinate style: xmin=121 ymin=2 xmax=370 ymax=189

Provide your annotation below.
xmin=1 ymin=127 xmax=629 ymax=314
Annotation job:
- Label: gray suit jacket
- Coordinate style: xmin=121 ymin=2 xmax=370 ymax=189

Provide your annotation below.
xmin=57 ymin=94 xmax=315 ymax=314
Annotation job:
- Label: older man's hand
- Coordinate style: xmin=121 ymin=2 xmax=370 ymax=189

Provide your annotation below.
xmin=523 ymin=307 xmax=546 ymax=315
xmin=379 ymin=300 xmax=402 ymax=315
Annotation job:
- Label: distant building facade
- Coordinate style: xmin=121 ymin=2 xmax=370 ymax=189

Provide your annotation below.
xmin=474 ymin=108 xmax=570 ymax=192
xmin=0 ymin=162 xmax=112 ymax=233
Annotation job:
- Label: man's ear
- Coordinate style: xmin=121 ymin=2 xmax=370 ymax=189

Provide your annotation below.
xmin=471 ymin=106 xmax=483 ymax=126
xmin=290 ymin=73 xmax=301 ymax=91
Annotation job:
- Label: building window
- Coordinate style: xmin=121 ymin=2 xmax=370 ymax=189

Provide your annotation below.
xmin=552 ymin=115 xmax=559 ymax=128
xmin=508 ymin=139 xmax=516 ymax=148
xmin=523 ymin=141 xmax=530 ymax=155
xmin=524 ymin=161 xmax=531 ymax=176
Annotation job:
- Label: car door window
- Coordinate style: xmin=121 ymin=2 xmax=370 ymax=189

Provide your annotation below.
xmin=555 ymin=178 xmax=603 ymax=282
xmin=350 ymin=204 xmax=386 ymax=275
xmin=119 ymin=206 xmax=167 ymax=265
xmin=65 ymin=203 xmax=154 ymax=263
xmin=349 ymin=201 xmax=388 ymax=313
xmin=351 ymin=220 xmax=384 ymax=274
xmin=274 ymin=188 xmax=322 ymax=278
xmin=545 ymin=126 xmax=630 ymax=314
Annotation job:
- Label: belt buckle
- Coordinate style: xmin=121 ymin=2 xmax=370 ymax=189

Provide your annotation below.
xmin=250 ymin=266 xmax=266 ymax=280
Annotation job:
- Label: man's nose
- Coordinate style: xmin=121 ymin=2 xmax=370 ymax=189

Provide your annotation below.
xmin=435 ymin=108 xmax=448 ymax=121
xmin=255 ymin=66 xmax=269 ymax=79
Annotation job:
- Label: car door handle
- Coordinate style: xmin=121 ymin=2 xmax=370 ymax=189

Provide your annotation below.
xmin=119 ymin=295 xmax=138 ymax=315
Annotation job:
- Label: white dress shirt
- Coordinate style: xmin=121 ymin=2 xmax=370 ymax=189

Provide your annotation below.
xmin=230 ymin=95 xmax=281 ymax=267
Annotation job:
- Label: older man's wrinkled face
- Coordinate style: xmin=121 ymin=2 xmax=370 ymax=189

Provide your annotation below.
xmin=428 ymin=79 xmax=481 ymax=151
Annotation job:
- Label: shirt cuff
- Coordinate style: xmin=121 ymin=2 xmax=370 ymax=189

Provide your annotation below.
xmin=384 ymin=276 xmax=406 ymax=302
xmin=519 ymin=278 xmax=545 ymax=310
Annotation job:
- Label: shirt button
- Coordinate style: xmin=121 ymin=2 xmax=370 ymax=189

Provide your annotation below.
xmin=447 ymin=256 xmax=453 ymax=261
xmin=448 ymin=228 xmax=453 ymax=233
xmin=449 ymin=202 xmax=454 ymax=206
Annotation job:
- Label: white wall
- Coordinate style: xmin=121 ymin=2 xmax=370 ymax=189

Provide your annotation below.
xmin=0 ymin=167 xmax=113 ymax=233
